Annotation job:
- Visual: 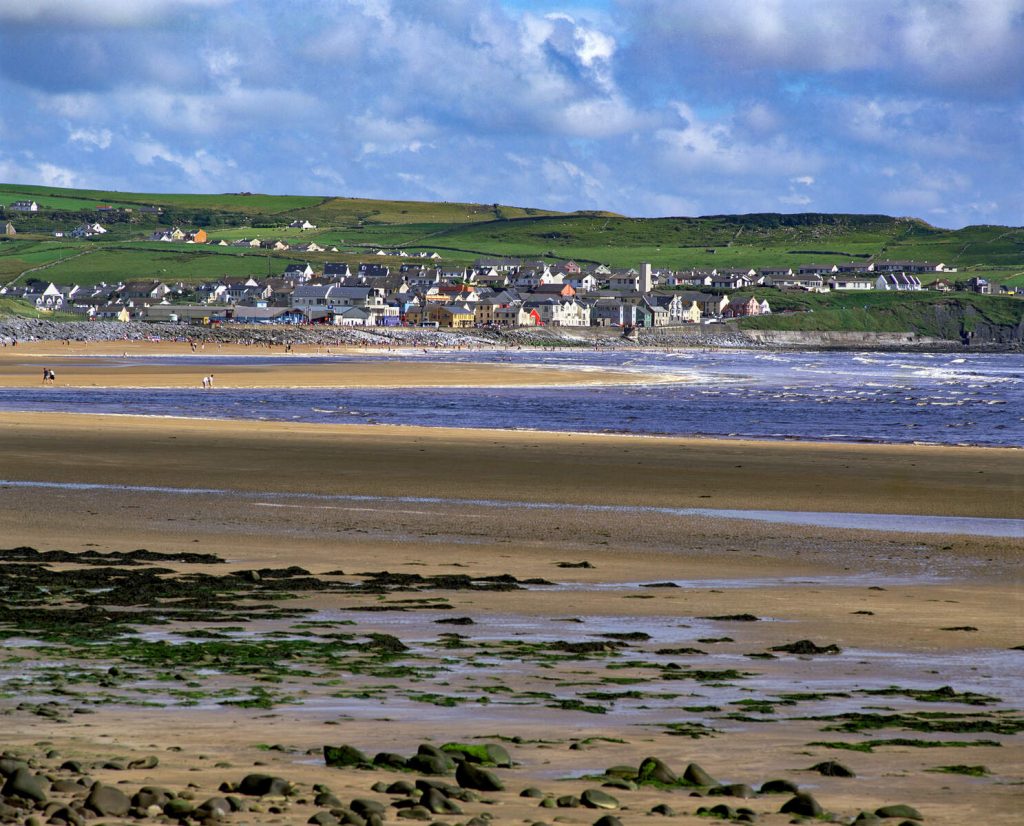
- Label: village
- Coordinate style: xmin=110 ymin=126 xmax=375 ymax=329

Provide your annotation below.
xmin=0 ymin=214 xmax=1002 ymax=329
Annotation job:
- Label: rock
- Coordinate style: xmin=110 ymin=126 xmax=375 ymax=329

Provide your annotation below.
xmin=408 ymin=745 xmax=455 ymax=776
xmin=395 ymin=805 xmax=432 ymax=820
xmin=592 ymin=816 xmax=623 ymax=826
xmin=309 ymin=812 xmax=341 ymax=826
xmin=237 ymin=774 xmax=292 ymax=797
xmin=317 ymin=791 xmax=345 ymax=807
xmin=810 ymin=760 xmax=855 ymax=777
xmin=195 ymin=797 xmax=232 ymax=820
xmin=49 ymin=780 xmax=86 ymax=794
xmin=779 ymin=793 xmax=823 ymax=817
xmin=386 ymin=781 xmax=417 ymax=796
xmin=759 ymin=779 xmax=799 ymax=794
xmin=682 ymin=763 xmax=717 ymax=787
xmin=875 ymin=804 xmax=923 ymax=820
xmin=370 ymin=782 xmax=389 ymax=793
xmin=853 ymin=813 xmax=884 ymax=825
xmin=350 ymin=799 xmax=387 ymax=817
xmin=132 ymin=787 xmax=174 ymax=809
xmin=636 ymin=756 xmax=677 ymax=785
xmin=556 ymin=796 xmax=581 ymax=808
xmin=85 ymin=784 xmax=130 ymax=817
xmin=538 ymin=798 xmax=556 ymax=809
xmin=601 ymin=777 xmax=636 ymax=791
xmin=710 ymin=783 xmax=756 ymax=798
xmin=127 ymin=755 xmax=159 ymax=770
xmin=770 ymin=639 xmax=841 ymax=655
xmin=520 ymin=787 xmax=545 ymax=798
xmin=0 ymin=758 xmax=28 ymax=779
xmin=164 ymin=799 xmax=195 ymax=819
xmin=324 ymin=745 xmax=371 ymax=768
xmin=420 ymin=788 xmax=461 ymax=815
xmin=455 ymin=762 xmax=503 ymax=792
xmin=2 ymin=768 xmax=49 ymax=804
xmin=56 ymin=761 xmax=82 ymax=775
xmin=441 ymin=743 xmax=511 ymax=768
xmin=650 ymin=803 xmax=675 ymax=816
xmin=46 ymin=805 xmax=85 ymax=826
xmin=373 ymin=752 xmax=408 ymax=770
xmin=581 ymin=789 xmax=618 ymax=810
xmin=707 ymin=804 xmax=737 ymax=819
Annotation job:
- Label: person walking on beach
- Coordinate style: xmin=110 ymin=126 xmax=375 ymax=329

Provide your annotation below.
xmin=42 ymin=367 xmax=49 ymax=385
xmin=207 ymin=373 xmax=214 ymax=388
xmin=201 ymin=375 xmax=209 ymax=389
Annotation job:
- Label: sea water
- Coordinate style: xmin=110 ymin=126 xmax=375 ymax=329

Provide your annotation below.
xmin=3 ymin=349 xmax=1021 ymax=447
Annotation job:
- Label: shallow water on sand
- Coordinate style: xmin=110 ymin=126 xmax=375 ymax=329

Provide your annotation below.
xmin=3 ymin=349 xmax=1021 ymax=446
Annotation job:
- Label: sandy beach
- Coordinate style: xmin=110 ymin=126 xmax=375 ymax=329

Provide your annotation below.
xmin=0 ymin=410 xmax=1021 ymax=825
xmin=0 ymin=342 xmax=648 ymax=388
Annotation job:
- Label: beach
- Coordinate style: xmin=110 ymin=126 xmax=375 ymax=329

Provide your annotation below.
xmin=0 ymin=341 xmax=649 ymax=389
xmin=1 ymin=409 xmax=1021 ymax=825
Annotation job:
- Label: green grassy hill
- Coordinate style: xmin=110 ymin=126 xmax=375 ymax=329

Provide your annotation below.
xmin=1 ymin=184 xmax=1022 ymax=288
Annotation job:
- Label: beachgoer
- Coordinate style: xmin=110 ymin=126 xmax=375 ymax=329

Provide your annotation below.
xmin=202 ymin=376 xmax=209 ymax=389
xmin=208 ymin=374 xmax=214 ymax=388
xmin=42 ymin=368 xmax=49 ymax=385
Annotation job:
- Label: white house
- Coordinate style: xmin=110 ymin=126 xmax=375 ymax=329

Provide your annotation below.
xmin=9 ymin=200 xmax=38 ymax=212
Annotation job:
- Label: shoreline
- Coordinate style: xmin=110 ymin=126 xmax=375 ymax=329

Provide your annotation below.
xmin=0 ymin=404 xmax=1021 ymax=451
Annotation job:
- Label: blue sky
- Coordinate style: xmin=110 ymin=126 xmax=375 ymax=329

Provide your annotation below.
xmin=0 ymin=0 xmax=1021 ymax=227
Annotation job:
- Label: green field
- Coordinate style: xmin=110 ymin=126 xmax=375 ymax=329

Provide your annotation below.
xmin=2 ymin=184 xmax=1023 ymax=289
xmin=733 ymin=290 xmax=1024 ymax=336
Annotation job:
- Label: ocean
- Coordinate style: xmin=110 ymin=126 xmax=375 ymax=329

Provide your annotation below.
xmin=3 ymin=349 xmax=1021 ymax=447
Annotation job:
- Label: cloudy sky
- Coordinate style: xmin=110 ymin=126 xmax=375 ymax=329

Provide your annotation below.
xmin=1 ymin=0 xmax=1021 ymax=227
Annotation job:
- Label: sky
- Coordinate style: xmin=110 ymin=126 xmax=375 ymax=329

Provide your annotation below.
xmin=0 ymin=0 xmax=1022 ymax=227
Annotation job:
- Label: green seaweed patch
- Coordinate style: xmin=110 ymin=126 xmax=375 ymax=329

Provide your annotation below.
xmin=660 ymin=721 xmax=718 ymax=738
xmin=862 ymin=685 xmax=999 ymax=706
xmin=809 ymin=739 xmax=1003 ymax=753
xmin=809 ymin=711 xmax=1024 ymax=735
xmin=549 ymin=698 xmax=608 ymax=714
xmin=927 ymin=764 xmax=990 ymax=776
xmin=407 ymin=692 xmax=465 ymax=707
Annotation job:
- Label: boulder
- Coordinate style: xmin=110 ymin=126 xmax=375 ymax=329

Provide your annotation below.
xmin=395 ymin=805 xmax=431 ymax=820
xmin=2 ymin=768 xmax=49 ymax=804
xmin=127 ymin=755 xmax=159 ymax=770
xmin=682 ymin=763 xmax=717 ymax=787
xmin=315 ymin=792 xmax=343 ymax=808
xmin=0 ymin=758 xmax=28 ymax=779
xmin=556 ymin=795 xmax=581 ymax=808
xmin=373 ymin=752 xmax=408 ymax=770
xmin=455 ymin=762 xmax=504 ymax=792
xmin=441 ymin=743 xmax=511 ymax=767
xmin=84 ymin=784 xmax=130 ymax=817
xmin=309 ymin=812 xmax=341 ymax=826
xmin=592 ymin=816 xmax=623 ymax=826
xmin=420 ymin=787 xmax=461 ymax=815
xmin=759 ymin=779 xmax=799 ymax=794
xmin=853 ymin=813 xmax=884 ymax=825
xmin=710 ymin=783 xmax=756 ymax=798
xmin=386 ymin=780 xmax=417 ymax=796
xmin=520 ymin=787 xmax=545 ymax=798
xmin=581 ymin=789 xmax=618 ymax=810
xmin=875 ymin=804 xmax=923 ymax=820
xmin=780 ymin=793 xmax=823 ymax=817
xmin=163 ymin=799 xmax=195 ymax=819
xmin=650 ymin=803 xmax=675 ymax=816
xmin=132 ymin=787 xmax=174 ymax=809
xmin=350 ymin=799 xmax=387 ymax=817
xmin=237 ymin=774 xmax=292 ymax=797
xmin=810 ymin=760 xmax=855 ymax=777
xmin=324 ymin=745 xmax=371 ymax=769
xmin=46 ymin=804 xmax=85 ymax=826
xmin=636 ymin=756 xmax=677 ymax=786
xmin=194 ymin=797 xmax=232 ymax=820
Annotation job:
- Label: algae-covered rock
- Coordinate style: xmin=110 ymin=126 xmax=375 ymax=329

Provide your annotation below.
xmin=780 ymin=792 xmax=823 ymax=817
xmin=323 ymin=745 xmax=371 ymax=768
xmin=875 ymin=803 xmax=923 ymax=820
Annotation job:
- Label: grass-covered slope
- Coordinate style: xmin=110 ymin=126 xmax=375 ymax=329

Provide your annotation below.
xmin=1 ymin=185 xmax=1022 ymax=288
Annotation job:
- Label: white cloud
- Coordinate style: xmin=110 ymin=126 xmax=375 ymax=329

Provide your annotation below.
xmin=69 ymin=127 xmax=113 ymax=150
xmin=791 ymin=176 xmax=815 ymax=186
xmin=778 ymin=193 xmax=812 ymax=206
xmin=0 ymin=154 xmax=82 ymax=188
xmin=129 ymin=138 xmax=236 ymax=185
xmin=656 ymin=102 xmax=818 ymax=176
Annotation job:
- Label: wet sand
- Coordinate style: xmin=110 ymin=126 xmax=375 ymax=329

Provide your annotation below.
xmin=0 ymin=413 xmax=1021 ymax=824
xmin=0 ymin=344 xmax=642 ymax=388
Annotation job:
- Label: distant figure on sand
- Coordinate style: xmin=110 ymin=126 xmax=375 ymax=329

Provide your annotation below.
xmin=208 ymin=373 xmax=214 ymax=388
xmin=201 ymin=375 xmax=209 ymax=389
